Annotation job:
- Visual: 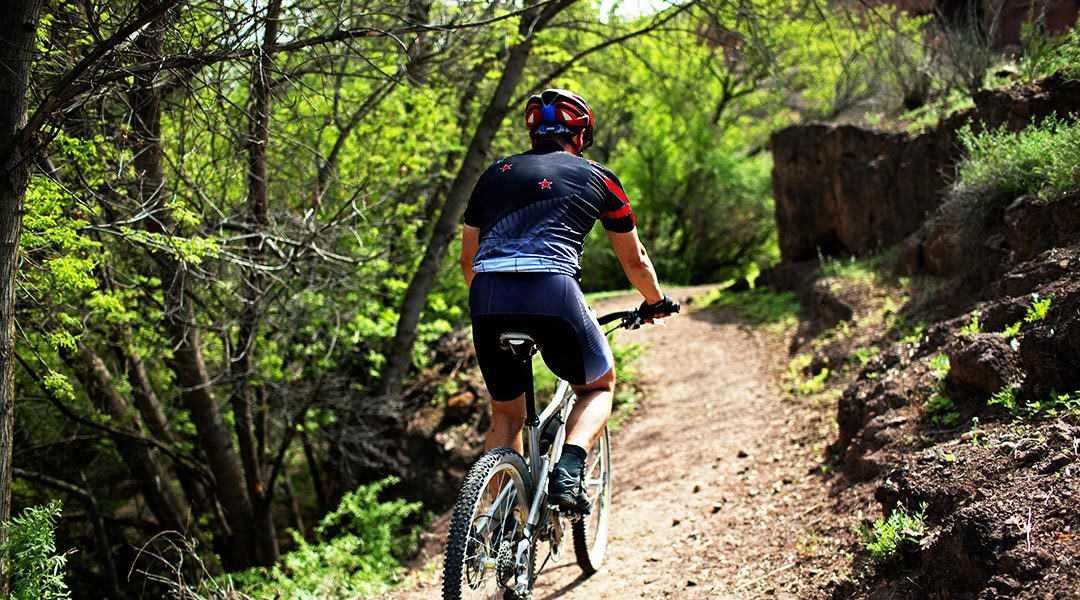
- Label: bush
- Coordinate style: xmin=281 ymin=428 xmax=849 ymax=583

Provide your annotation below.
xmin=228 ymin=477 xmax=421 ymax=599
xmin=954 ymin=116 xmax=1080 ymax=202
xmin=1020 ymin=22 xmax=1080 ymax=80
xmin=1 ymin=500 xmax=71 ymax=600
xmin=857 ymin=502 xmax=928 ymax=564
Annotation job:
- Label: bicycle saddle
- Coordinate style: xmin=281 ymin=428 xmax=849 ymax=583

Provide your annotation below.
xmin=498 ymin=332 xmax=540 ymax=357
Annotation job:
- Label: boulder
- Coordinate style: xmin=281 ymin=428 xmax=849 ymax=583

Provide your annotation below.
xmin=1004 ymin=193 xmax=1080 ymax=262
xmin=946 ymin=333 xmax=1023 ymax=394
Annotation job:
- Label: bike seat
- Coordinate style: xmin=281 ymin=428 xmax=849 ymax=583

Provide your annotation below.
xmin=498 ymin=332 xmax=540 ymax=357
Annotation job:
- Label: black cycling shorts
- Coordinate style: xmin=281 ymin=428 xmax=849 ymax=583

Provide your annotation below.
xmin=470 ymin=272 xmax=613 ymax=401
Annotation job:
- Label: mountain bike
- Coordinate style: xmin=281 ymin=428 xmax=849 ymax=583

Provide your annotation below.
xmin=441 ymin=308 xmax=647 ymax=600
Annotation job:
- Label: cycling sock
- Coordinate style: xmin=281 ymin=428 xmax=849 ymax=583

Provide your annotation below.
xmin=557 ymin=444 xmax=587 ymax=480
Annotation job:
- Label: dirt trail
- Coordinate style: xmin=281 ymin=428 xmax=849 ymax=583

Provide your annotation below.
xmin=390 ymin=287 xmax=847 ymax=599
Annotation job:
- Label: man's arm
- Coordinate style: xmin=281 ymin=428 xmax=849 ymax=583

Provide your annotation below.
xmin=460 ymin=225 xmax=480 ymax=287
xmin=606 ymin=228 xmax=664 ymax=305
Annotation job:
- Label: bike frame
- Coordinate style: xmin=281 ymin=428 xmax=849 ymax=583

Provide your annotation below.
xmin=500 ymin=308 xmax=639 ymax=593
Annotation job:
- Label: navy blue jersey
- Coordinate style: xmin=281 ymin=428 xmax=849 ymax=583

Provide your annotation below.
xmin=463 ymin=142 xmax=635 ymax=278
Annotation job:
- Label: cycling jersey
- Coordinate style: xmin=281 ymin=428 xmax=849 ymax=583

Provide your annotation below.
xmin=463 ymin=141 xmax=636 ymax=279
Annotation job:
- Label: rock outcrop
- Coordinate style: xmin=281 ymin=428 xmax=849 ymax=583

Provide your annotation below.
xmin=770 ymin=75 xmax=1080 ymax=262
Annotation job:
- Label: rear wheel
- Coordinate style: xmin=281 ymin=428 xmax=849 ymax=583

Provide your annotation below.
xmin=443 ymin=447 xmax=533 ymax=600
xmin=572 ymin=426 xmax=611 ymax=574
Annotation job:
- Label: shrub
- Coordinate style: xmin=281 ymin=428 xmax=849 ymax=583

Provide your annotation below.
xmin=857 ymin=502 xmax=928 ymax=564
xmin=1020 ymin=22 xmax=1080 ymax=80
xmin=228 ymin=477 xmax=421 ymax=598
xmin=954 ymin=116 xmax=1080 ymax=202
xmin=1 ymin=500 xmax=71 ymax=600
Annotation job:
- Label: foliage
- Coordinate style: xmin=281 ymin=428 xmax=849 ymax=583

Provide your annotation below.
xmin=1000 ymin=293 xmax=1053 ymax=347
xmin=990 ymin=387 xmax=1080 ymax=418
xmin=819 ymin=254 xmax=883 ymax=285
xmin=1019 ymin=22 xmax=1080 ymax=80
xmin=698 ymin=286 xmax=802 ymax=328
xmin=1 ymin=501 xmax=71 ymax=600
xmin=783 ymin=353 xmax=831 ymax=397
xmin=928 ymin=352 xmax=950 ymax=382
xmin=229 ymin=478 xmax=421 ymax=598
xmin=954 ymin=116 xmax=1080 ymax=202
xmin=988 ymin=386 xmax=1020 ymax=413
xmin=857 ymin=502 xmax=928 ymax=565
xmin=959 ymin=312 xmax=984 ymax=336
xmin=925 ymin=392 xmax=959 ymax=427
xmin=1023 ymin=293 xmax=1052 ymax=324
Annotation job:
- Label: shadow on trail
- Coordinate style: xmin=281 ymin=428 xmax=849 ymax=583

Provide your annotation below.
xmin=535 ymin=563 xmax=590 ymax=600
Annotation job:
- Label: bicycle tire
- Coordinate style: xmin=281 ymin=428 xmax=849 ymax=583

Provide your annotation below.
xmin=443 ymin=447 xmax=534 ymax=600
xmin=572 ymin=426 xmax=612 ymax=574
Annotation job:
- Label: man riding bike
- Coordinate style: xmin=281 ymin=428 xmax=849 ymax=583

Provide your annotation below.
xmin=459 ymin=88 xmax=678 ymax=514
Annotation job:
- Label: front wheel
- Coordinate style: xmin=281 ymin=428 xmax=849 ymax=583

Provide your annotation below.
xmin=572 ymin=426 xmax=612 ymax=574
xmin=443 ymin=447 xmax=533 ymax=600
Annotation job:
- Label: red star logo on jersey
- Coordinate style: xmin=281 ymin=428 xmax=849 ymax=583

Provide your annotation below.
xmin=538 ymin=179 xmax=553 ymax=189
xmin=499 ymin=163 xmax=512 ymax=172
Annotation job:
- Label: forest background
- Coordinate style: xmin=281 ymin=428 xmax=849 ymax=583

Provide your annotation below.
xmin=0 ymin=0 xmax=1074 ymax=597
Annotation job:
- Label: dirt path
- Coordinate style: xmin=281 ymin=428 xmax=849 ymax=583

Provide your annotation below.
xmin=389 ymin=287 xmax=849 ymax=599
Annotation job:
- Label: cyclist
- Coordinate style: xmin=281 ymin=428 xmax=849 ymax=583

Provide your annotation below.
xmin=459 ymin=88 xmax=679 ymax=514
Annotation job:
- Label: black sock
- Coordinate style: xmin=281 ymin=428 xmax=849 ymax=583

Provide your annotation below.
xmin=557 ymin=444 xmax=587 ymax=479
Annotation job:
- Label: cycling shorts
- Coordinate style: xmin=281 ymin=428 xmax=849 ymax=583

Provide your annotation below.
xmin=469 ymin=272 xmax=614 ymax=401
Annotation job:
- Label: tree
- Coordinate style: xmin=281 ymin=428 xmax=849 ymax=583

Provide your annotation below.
xmin=0 ymin=2 xmax=46 ymax=589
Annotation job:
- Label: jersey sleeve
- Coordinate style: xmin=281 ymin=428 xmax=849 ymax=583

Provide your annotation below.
xmin=594 ymin=165 xmax=636 ymax=233
xmin=463 ymin=165 xmax=493 ymax=227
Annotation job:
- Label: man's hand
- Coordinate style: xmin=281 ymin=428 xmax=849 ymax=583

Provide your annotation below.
xmin=638 ymin=294 xmax=680 ymax=322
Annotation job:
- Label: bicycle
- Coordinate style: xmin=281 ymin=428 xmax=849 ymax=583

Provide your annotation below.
xmin=441 ymin=307 xmax=649 ymax=600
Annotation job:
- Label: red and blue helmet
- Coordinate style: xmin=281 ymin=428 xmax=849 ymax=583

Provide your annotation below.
xmin=525 ymin=89 xmax=594 ymax=152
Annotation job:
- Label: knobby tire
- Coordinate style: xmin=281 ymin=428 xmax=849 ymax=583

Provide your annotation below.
xmin=443 ymin=447 xmax=533 ymax=600
xmin=572 ymin=426 xmax=611 ymax=574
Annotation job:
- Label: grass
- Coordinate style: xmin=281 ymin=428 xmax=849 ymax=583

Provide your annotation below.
xmin=697 ymin=285 xmax=801 ymax=328
xmin=817 ymin=247 xmax=900 ymax=286
xmin=857 ymin=502 xmax=928 ymax=565
xmin=954 ymin=115 xmax=1080 ymax=202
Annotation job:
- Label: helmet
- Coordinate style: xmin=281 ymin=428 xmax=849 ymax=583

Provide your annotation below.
xmin=524 ymin=88 xmax=593 ymax=152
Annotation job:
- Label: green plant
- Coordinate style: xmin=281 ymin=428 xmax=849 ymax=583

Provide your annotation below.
xmin=1 ymin=500 xmax=71 ymax=600
xmin=999 ymin=294 xmax=1053 ymax=348
xmin=783 ymin=353 xmax=831 ymax=396
xmin=925 ymin=392 xmax=960 ymax=427
xmin=989 ymin=386 xmax=1019 ymax=412
xmin=1025 ymin=390 xmax=1080 ymax=417
xmin=1024 ymin=293 xmax=1052 ymax=324
xmin=900 ymin=322 xmax=928 ymax=345
xmin=699 ymin=286 xmax=801 ymax=328
xmin=959 ymin=311 xmax=983 ymax=336
xmin=954 ymin=116 xmax=1080 ymax=201
xmin=857 ymin=502 xmax=928 ymax=565
xmin=850 ymin=346 xmax=880 ymax=366
xmin=229 ymin=477 xmax=421 ymax=597
xmin=1020 ymin=21 xmax=1080 ymax=79
xmin=928 ymin=352 xmax=950 ymax=382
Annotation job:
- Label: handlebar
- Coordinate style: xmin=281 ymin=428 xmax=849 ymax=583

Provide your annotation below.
xmin=596 ymin=308 xmax=643 ymax=330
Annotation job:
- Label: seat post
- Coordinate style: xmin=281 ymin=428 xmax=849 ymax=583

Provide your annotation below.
xmin=521 ymin=352 xmax=539 ymax=429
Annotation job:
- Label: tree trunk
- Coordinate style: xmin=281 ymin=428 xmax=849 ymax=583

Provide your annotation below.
xmin=380 ymin=5 xmax=551 ymax=397
xmin=0 ymin=0 xmax=44 ymax=591
xmin=127 ymin=0 xmax=257 ymax=568
xmin=229 ymin=0 xmax=283 ymax=566
xmin=72 ymin=345 xmax=202 ymax=545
